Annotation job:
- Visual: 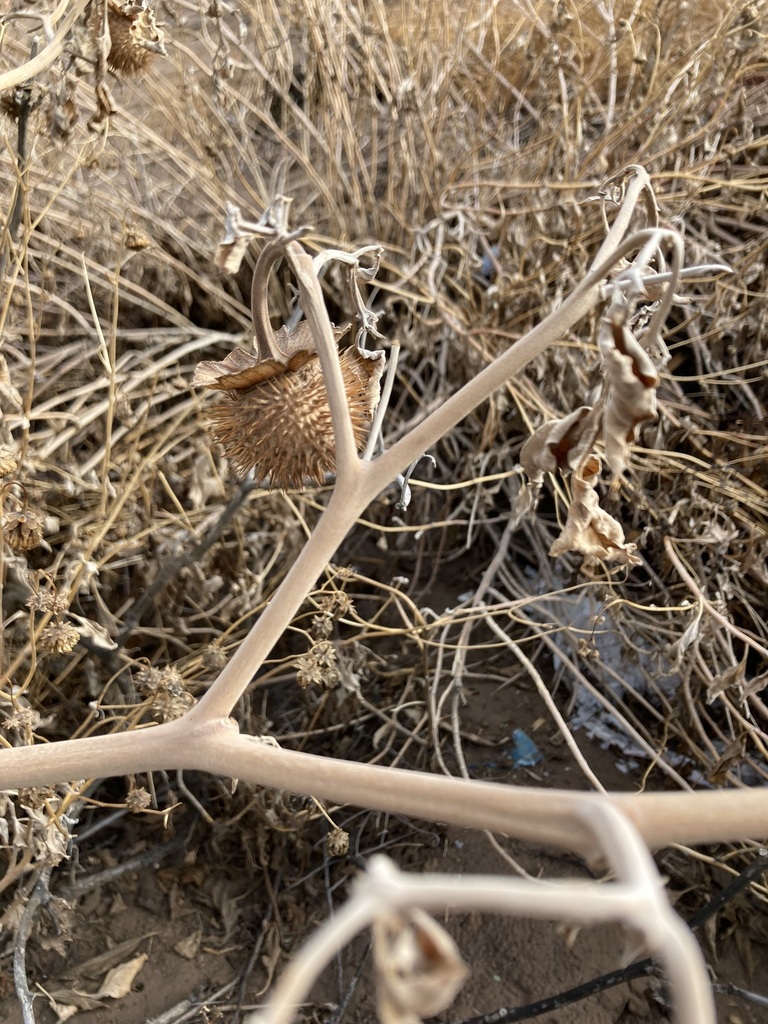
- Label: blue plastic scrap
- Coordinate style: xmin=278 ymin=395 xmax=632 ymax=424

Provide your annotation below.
xmin=509 ymin=728 xmax=543 ymax=767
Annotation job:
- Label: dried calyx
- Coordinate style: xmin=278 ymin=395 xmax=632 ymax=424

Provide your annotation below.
xmin=193 ymin=237 xmax=384 ymax=488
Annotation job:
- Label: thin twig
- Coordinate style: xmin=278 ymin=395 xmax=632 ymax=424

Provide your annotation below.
xmin=13 ymin=866 xmax=52 ymax=1024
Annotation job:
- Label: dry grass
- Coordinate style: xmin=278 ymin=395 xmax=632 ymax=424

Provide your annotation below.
xmin=1 ymin=0 xmax=768 ymax=1018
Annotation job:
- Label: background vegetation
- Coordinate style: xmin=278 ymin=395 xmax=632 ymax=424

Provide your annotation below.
xmin=1 ymin=1 xmax=767 ymax=1021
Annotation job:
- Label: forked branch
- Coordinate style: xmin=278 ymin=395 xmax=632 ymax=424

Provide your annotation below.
xmin=1 ymin=168 xmax=765 ymax=1024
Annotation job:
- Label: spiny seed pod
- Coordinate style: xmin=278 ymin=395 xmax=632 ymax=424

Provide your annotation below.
xmin=106 ymin=0 xmax=166 ymax=76
xmin=193 ymin=320 xmax=384 ymax=488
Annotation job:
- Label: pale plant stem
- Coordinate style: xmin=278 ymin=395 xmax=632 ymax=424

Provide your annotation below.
xmin=250 ymin=239 xmax=285 ymax=359
xmin=2 ymin=704 xmax=768 ymax=852
xmin=186 ymin=484 xmax=364 ymax=724
xmin=482 ymin=613 xmax=605 ymax=791
xmin=285 ymin=244 xmax=360 ymax=479
xmin=664 ymin=536 xmax=768 ymax=663
xmin=371 ymin=225 xmax=668 ymax=487
xmin=2 ymin=167 xmax=765 ymax=911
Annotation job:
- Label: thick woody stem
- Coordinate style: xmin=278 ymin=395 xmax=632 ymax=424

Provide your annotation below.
xmin=7 ymin=168 xmax=752 ymax=873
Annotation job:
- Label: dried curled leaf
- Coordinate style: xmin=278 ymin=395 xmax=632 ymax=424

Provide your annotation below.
xmin=519 ymin=406 xmax=594 ymax=483
xmin=373 ymin=908 xmax=468 ymax=1024
xmin=599 ymin=316 xmax=660 ymax=478
xmin=550 ymin=455 xmax=641 ymax=568
xmin=192 ymin=323 xmax=347 ymax=390
xmin=93 ymin=953 xmax=148 ymax=998
xmin=192 ymin=349 xmax=305 ymax=390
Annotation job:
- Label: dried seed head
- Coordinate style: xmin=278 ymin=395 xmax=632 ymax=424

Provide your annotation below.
xmin=3 ymin=507 xmax=44 ymax=550
xmin=326 ymin=827 xmax=349 ymax=857
xmin=126 ymin=786 xmax=152 ymax=813
xmin=137 ymin=664 xmax=195 ymax=721
xmin=40 ymin=622 xmax=81 ymax=655
xmin=106 ymin=0 xmax=167 ymax=76
xmin=194 ymin=325 xmax=384 ymax=488
xmin=295 ymin=640 xmax=340 ymax=689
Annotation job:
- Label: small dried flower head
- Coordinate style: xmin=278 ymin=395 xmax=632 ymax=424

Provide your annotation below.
xmin=126 ymin=786 xmax=152 ymax=813
xmin=311 ymin=612 xmax=334 ymax=639
xmin=137 ymin=664 xmax=195 ymax=721
xmin=26 ymin=587 xmax=68 ymax=615
xmin=137 ymin=664 xmax=181 ymax=694
xmin=317 ymin=591 xmax=353 ymax=618
xmin=18 ymin=787 xmax=57 ymax=811
xmin=326 ymin=826 xmax=349 ymax=857
xmin=106 ymin=0 xmax=167 ymax=76
xmin=295 ymin=640 xmax=340 ymax=690
xmin=2 ymin=705 xmax=39 ymax=734
xmin=193 ymin=321 xmax=384 ymax=488
xmin=202 ymin=643 xmax=228 ymax=672
xmin=3 ymin=507 xmax=44 ymax=550
xmin=40 ymin=621 xmax=81 ymax=655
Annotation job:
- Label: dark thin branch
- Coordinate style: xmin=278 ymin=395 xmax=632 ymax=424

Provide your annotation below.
xmin=711 ymin=981 xmax=768 ymax=1009
xmin=325 ymin=942 xmax=371 ymax=1024
xmin=233 ymin=904 xmax=274 ymax=1024
xmin=58 ymin=831 xmax=187 ymax=899
xmin=13 ymin=866 xmax=52 ymax=1024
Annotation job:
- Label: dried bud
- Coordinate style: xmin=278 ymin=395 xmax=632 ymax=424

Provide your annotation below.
xmin=373 ymin=907 xmax=468 ymax=1024
xmin=3 ymin=507 xmax=44 ymax=550
xmin=106 ymin=0 xmax=167 ymax=76
xmin=126 ymin=787 xmax=152 ymax=813
xmin=194 ymin=321 xmax=384 ymax=488
xmin=137 ymin=665 xmax=196 ymax=721
xmin=326 ymin=827 xmax=349 ymax=857
xmin=295 ymin=640 xmax=340 ymax=689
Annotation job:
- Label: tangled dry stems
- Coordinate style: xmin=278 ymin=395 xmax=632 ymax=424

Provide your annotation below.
xmin=1 ymin=1 xmax=768 ymax=1021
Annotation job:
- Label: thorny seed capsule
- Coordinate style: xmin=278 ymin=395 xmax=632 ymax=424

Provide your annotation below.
xmin=193 ymin=321 xmax=384 ymax=489
xmin=105 ymin=0 xmax=167 ymax=76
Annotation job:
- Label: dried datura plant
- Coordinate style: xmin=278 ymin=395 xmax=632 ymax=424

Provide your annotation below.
xmin=193 ymin=218 xmax=385 ymax=487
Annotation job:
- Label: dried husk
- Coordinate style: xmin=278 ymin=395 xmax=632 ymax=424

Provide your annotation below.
xmin=373 ymin=908 xmax=468 ymax=1024
xmin=519 ymin=405 xmax=595 ymax=483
